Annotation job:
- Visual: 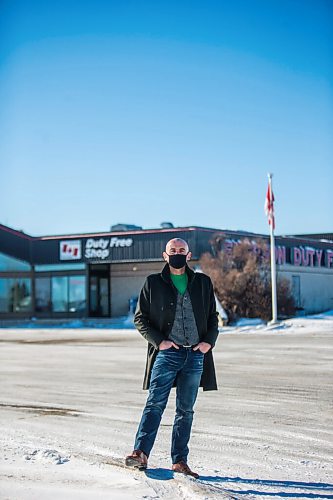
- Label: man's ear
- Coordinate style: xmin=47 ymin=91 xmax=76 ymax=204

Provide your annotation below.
xmin=186 ymin=251 xmax=192 ymax=261
xmin=162 ymin=251 xmax=168 ymax=262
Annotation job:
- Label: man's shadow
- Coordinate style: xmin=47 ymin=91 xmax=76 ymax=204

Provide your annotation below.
xmin=144 ymin=468 xmax=174 ymax=480
xmin=144 ymin=470 xmax=333 ymax=499
xmin=197 ymin=476 xmax=333 ymax=499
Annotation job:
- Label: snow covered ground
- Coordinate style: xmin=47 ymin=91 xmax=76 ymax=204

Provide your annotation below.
xmin=1 ymin=313 xmax=333 ymax=499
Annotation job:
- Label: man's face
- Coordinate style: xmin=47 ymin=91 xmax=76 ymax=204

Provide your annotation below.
xmin=162 ymin=239 xmax=192 ymax=264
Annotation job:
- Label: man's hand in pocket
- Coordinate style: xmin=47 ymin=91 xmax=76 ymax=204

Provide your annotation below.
xmin=192 ymin=342 xmax=211 ymax=354
xmin=159 ymin=340 xmax=179 ymax=351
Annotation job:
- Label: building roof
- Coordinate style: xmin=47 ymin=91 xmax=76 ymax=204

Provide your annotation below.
xmin=1 ymin=222 xmax=263 ymax=241
xmin=290 ymin=232 xmax=333 ymax=242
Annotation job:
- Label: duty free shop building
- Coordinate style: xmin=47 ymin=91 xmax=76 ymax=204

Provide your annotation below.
xmin=0 ymin=223 xmax=332 ymax=320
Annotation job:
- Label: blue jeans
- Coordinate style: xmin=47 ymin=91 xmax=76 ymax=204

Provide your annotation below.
xmin=134 ymin=346 xmax=204 ymax=464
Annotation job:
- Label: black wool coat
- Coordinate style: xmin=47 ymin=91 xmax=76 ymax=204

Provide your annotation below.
xmin=134 ymin=263 xmax=219 ymax=391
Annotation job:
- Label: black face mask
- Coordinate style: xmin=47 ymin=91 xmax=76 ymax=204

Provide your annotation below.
xmin=167 ymin=253 xmax=188 ymax=269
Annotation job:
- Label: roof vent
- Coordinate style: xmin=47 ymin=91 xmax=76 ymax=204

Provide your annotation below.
xmin=110 ymin=223 xmax=143 ymax=231
xmin=160 ymin=222 xmax=174 ymax=229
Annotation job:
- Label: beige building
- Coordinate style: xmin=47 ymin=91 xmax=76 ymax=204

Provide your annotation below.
xmin=0 ymin=223 xmax=332 ymax=320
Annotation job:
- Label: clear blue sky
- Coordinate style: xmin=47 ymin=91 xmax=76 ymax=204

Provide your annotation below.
xmin=0 ymin=0 xmax=332 ymax=237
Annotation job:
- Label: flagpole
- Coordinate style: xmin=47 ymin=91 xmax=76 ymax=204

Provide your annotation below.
xmin=268 ymin=173 xmax=278 ymax=324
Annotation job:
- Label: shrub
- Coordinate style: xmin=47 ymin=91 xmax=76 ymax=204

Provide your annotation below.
xmin=200 ymin=237 xmax=295 ymax=322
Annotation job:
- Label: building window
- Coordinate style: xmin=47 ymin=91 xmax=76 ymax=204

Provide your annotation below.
xmin=69 ymin=276 xmax=86 ymax=313
xmin=0 ymin=252 xmax=31 ymax=271
xmin=51 ymin=275 xmax=86 ymax=313
xmin=51 ymin=276 xmax=68 ymax=312
xmin=35 ymin=277 xmax=51 ymax=313
xmin=0 ymin=278 xmax=32 ymax=312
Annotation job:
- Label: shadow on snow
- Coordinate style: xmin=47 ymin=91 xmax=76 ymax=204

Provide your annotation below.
xmin=198 ymin=476 xmax=333 ymax=499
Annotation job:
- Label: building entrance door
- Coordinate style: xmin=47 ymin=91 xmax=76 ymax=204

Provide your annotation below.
xmin=89 ymin=265 xmax=110 ymax=317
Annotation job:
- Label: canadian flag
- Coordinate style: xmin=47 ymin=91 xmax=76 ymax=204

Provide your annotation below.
xmin=265 ymin=183 xmax=275 ymax=230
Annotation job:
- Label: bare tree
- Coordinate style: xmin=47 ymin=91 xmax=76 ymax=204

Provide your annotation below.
xmin=200 ymin=236 xmax=295 ymax=323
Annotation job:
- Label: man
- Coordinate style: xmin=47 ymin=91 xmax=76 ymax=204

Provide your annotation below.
xmin=125 ymin=238 xmax=219 ymax=478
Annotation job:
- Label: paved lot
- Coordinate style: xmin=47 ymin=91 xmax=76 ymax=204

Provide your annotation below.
xmin=0 ymin=327 xmax=332 ymax=499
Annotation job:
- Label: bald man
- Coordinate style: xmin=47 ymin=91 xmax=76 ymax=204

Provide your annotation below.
xmin=125 ymin=238 xmax=219 ymax=478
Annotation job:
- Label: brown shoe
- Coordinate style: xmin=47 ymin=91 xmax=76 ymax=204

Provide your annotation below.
xmin=125 ymin=449 xmax=148 ymax=470
xmin=172 ymin=460 xmax=199 ymax=479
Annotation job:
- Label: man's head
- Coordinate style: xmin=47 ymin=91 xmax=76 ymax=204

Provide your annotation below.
xmin=163 ymin=238 xmax=192 ymax=270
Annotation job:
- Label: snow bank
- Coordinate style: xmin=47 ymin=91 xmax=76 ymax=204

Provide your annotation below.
xmin=220 ymin=310 xmax=333 ymax=335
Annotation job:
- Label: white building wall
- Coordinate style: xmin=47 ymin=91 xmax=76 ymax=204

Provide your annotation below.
xmin=110 ymin=260 xmax=333 ymax=318
xmin=278 ymin=265 xmax=333 ymax=314
xmin=110 ymin=262 xmax=163 ymax=317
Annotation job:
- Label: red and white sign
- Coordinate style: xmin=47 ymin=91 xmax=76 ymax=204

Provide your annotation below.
xmin=60 ymin=240 xmax=82 ymax=260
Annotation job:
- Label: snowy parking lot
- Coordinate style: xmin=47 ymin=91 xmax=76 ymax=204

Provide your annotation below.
xmin=1 ymin=313 xmax=333 ymax=499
